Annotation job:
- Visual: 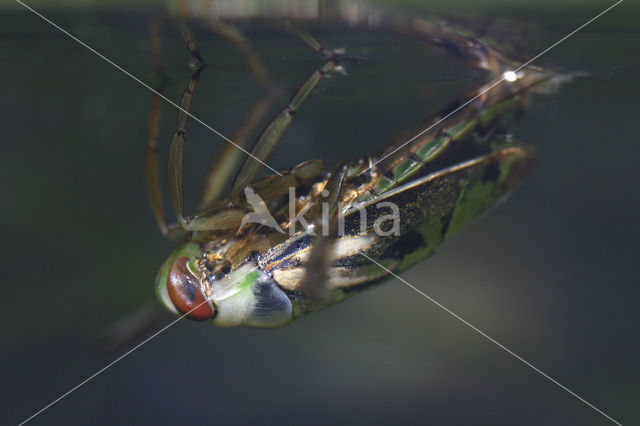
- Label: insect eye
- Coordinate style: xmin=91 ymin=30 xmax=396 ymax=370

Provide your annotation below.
xmin=166 ymin=256 xmax=216 ymax=320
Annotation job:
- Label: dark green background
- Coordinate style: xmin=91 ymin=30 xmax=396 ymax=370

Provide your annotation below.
xmin=2 ymin=1 xmax=638 ymax=424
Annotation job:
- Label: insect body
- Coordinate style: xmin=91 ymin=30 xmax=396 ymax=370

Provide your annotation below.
xmin=148 ymin=13 xmax=558 ymax=327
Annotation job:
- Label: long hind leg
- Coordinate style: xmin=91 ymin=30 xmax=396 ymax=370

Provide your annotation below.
xmin=145 ymin=16 xmax=167 ymax=235
xmin=145 ymin=17 xmax=214 ymax=234
xmin=170 ymin=24 xmax=353 ymax=232
xmin=230 ymin=25 xmax=346 ymax=197
xmin=198 ymin=20 xmax=285 ymax=210
xmin=166 ymin=20 xmax=278 ymax=231
xmin=105 ymin=17 xmax=179 ymax=351
xmin=144 ymin=16 xmax=188 ymax=240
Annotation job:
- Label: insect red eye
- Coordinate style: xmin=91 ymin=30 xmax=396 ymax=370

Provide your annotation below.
xmin=166 ymin=256 xmax=215 ymax=320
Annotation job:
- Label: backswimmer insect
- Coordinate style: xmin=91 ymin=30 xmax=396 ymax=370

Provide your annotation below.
xmin=145 ymin=6 xmax=565 ymax=328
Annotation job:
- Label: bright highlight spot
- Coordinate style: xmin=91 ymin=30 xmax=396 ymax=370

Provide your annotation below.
xmin=503 ymin=70 xmax=518 ymax=82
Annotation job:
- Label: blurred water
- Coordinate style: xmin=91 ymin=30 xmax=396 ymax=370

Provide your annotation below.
xmin=1 ymin=2 xmax=639 ymax=425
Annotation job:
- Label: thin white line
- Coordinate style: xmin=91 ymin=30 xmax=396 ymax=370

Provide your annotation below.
xmin=14 ymin=1 xmax=625 ymax=424
xmin=14 ymin=0 xmax=283 ymax=177
xmin=18 ymin=272 xmax=251 ymax=426
xmin=360 ymin=0 xmax=624 ymax=176
xmin=357 ymin=250 xmax=623 ymax=425
xmin=18 ymin=314 xmax=188 ymax=426
xmin=512 ymin=0 xmax=624 ymax=73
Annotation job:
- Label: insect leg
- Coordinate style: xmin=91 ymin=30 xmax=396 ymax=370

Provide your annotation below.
xmin=145 ymin=17 xmax=168 ymax=235
xmin=144 ymin=17 xmax=187 ymax=241
xmin=181 ymin=160 xmax=326 ymax=232
xmin=298 ymin=163 xmax=348 ymax=299
xmin=178 ymin=17 xmax=206 ymax=67
xmin=99 ymin=301 xmax=166 ymax=352
xmin=167 ymin=17 xmax=212 ymax=228
xmin=383 ymin=16 xmax=515 ymax=75
xmin=208 ymin=20 xmax=280 ymax=91
xmin=171 ymin=23 xmax=344 ymax=232
xmin=198 ymin=21 xmax=285 ymax=210
xmin=230 ymin=26 xmax=344 ymax=198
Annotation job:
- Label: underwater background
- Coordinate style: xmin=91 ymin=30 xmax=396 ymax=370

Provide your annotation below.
xmin=1 ymin=0 xmax=639 ymax=424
